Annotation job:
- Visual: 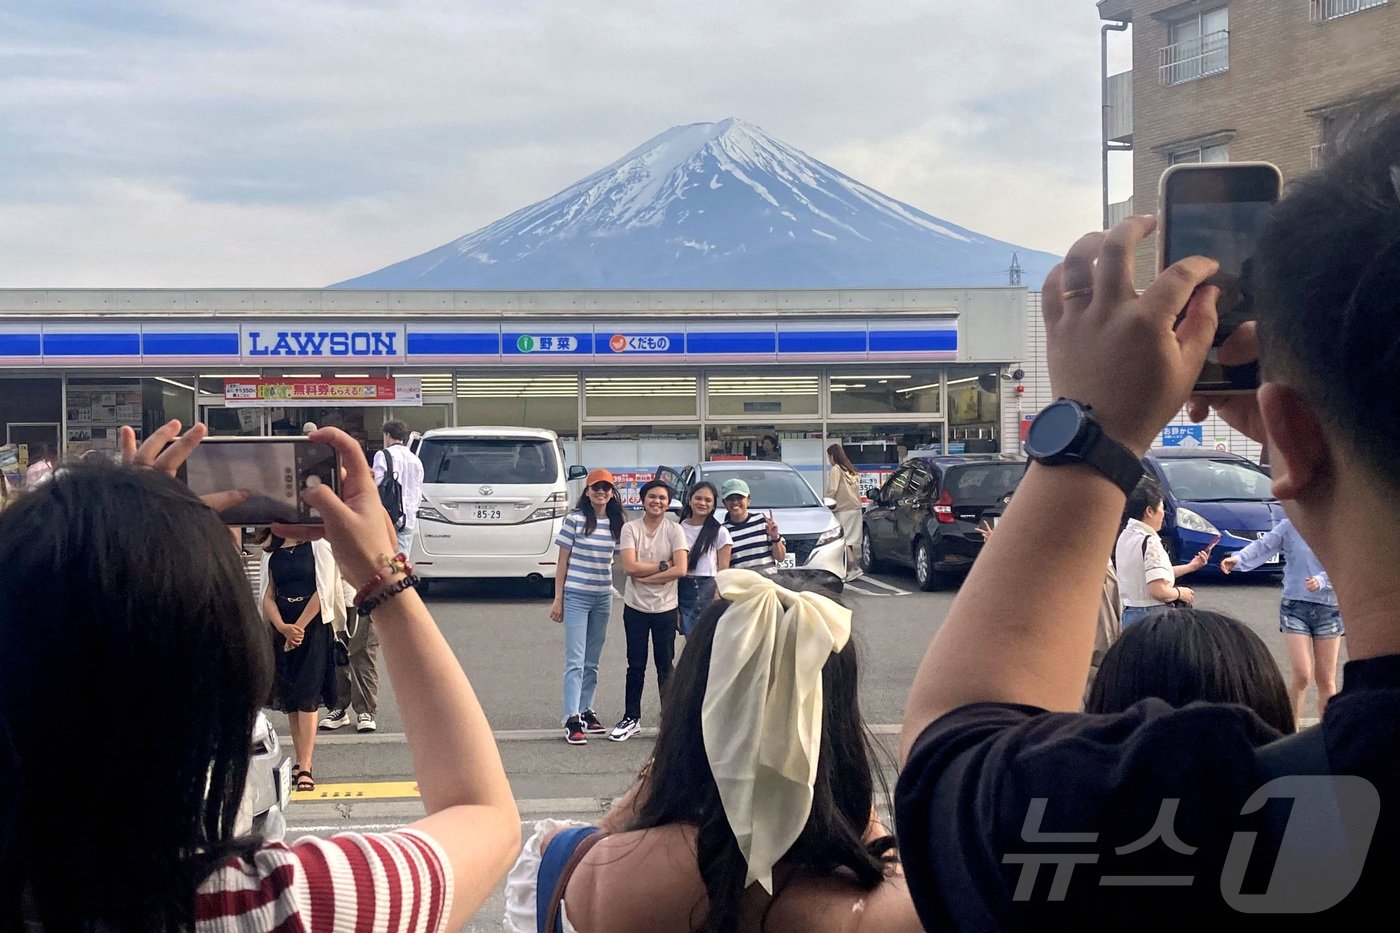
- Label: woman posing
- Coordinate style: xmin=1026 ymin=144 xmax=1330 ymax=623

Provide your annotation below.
xmin=676 ymin=481 xmax=732 ymax=637
xmin=504 ymin=570 xmax=922 ymax=933
xmin=825 ymin=444 xmax=864 ymax=581
xmin=611 ymin=479 xmax=688 ymax=742
xmin=260 ymin=531 xmax=346 ymax=791
xmin=550 ymin=469 xmax=626 ymax=746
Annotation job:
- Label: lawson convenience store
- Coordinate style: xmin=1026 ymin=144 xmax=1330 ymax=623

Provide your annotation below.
xmin=0 ymin=287 xmax=1028 ymax=495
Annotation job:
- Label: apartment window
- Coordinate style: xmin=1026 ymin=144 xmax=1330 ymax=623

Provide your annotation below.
xmin=1160 ymin=6 xmax=1229 ymax=85
xmin=1169 ymin=142 xmax=1231 ymax=164
xmin=1311 ymin=0 xmax=1388 ymax=23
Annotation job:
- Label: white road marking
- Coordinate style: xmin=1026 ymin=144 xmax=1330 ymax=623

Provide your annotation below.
xmin=844 ymin=582 xmax=891 ymax=597
xmin=855 ymin=576 xmax=911 ymax=594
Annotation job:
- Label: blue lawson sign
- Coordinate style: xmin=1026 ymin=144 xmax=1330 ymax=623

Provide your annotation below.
xmin=1161 ymin=425 xmax=1204 ymax=447
xmin=239 ymin=324 xmax=406 ymax=363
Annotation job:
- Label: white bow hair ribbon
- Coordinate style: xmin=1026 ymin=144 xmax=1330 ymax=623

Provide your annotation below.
xmin=701 ymin=568 xmax=853 ymax=893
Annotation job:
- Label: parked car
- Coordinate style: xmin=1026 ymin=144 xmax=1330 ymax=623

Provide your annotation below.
xmin=411 ymin=426 xmax=588 ymax=592
xmin=1142 ymin=447 xmax=1284 ymax=574
xmin=245 ymin=711 xmax=293 ymax=834
xmin=862 ymin=456 xmax=1026 ymax=590
xmin=654 ymin=460 xmax=847 ymax=584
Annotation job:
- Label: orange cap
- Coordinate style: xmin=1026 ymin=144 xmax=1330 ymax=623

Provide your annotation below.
xmin=585 ymin=468 xmax=615 ymax=487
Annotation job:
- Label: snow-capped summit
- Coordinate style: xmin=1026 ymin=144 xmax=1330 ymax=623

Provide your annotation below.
xmin=331 ymin=119 xmax=1060 ymax=290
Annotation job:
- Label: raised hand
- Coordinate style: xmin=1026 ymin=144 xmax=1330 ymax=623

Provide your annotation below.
xmin=1220 ymin=555 xmax=1240 ymax=574
xmin=1041 ymin=216 xmax=1220 ymax=455
xmin=120 ymin=421 xmax=249 ymax=514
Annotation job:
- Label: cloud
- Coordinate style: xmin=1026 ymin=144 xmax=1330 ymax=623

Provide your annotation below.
xmin=0 ymin=0 xmax=1113 ymax=286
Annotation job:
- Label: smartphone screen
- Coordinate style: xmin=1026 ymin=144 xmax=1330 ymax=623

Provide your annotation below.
xmin=179 ymin=438 xmax=339 ymax=525
xmin=1159 ymin=162 xmax=1282 ymax=393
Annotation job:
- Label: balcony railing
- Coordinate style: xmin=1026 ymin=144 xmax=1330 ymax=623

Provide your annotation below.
xmin=1159 ymin=30 xmax=1230 ymax=85
xmin=1311 ymin=0 xmax=1388 ymax=23
xmin=1108 ymin=198 xmax=1135 ymax=228
xmin=1311 ymin=143 xmax=1330 ymax=168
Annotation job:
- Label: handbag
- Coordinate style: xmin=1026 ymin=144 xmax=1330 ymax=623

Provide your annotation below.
xmin=537 ymin=827 xmax=608 ymax=933
xmin=332 ymin=636 xmax=349 ymax=667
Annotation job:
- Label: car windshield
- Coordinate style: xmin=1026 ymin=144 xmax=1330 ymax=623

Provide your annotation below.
xmin=418 ymin=438 xmax=558 ymax=485
xmin=945 ymin=463 xmax=1025 ymax=503
xmin=704 ymin=468 xmax=821 ymax=508
xmin=1157 ymin=458 xmax=1274 ymax=502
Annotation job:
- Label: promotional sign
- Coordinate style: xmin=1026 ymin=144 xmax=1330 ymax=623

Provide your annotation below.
xmin=503 ymin=331 xmax=591 ymax=355
xmin=240 ymin=324 xmax=406 ymax=363
xmin=223 ymin=377 xmax=422 ymax=408
xmin=1161 ymin=425 xmax=1204 ymax=447
xmin=596 ymin=331 xmax=685 ymax=355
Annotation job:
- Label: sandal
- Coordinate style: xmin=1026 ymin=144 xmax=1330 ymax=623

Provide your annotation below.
xmin=295 ymin=769 xmax=315 ymax=792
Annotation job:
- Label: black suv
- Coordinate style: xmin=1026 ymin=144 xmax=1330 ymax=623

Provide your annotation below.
xmin=862 ymin=456 xmax=1026 ymax=590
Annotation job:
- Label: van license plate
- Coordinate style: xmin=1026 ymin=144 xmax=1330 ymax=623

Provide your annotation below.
xmin=776 ymin=557 xmax=796 ymax=569
xmin=474 ymin=508 xmax=503 ymax=521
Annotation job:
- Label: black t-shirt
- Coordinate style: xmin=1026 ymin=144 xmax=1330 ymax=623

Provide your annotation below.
xmin=894 ymin=655 xmax=1400 ymax=929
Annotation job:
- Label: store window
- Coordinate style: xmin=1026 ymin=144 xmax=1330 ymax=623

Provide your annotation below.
xmin=706 ymin=373 xmax=819 ymax=418
xmin=943 ymin=365 xmax=1002 ymax=453
xmin=0 ymin=377 xmax=62 ymax=478
xmin=65 ymin=376 xmax=195 ymax=457
xmin=457 ymin=374 xmax=580 ymax=459
xmin=582 ymin=424 xmax=700 ymax=507
xmin=826 ymin=423 xmax=942 ymax=499
xmin=198 ymin=375 xmax=263 ymax=436
xmin=829 ymin=367 xmax=942 ymax=416
xmin=585 ymin=374 xmax=697 ymax=420
xmin=705 ymin=423 xmax=825 ymax=487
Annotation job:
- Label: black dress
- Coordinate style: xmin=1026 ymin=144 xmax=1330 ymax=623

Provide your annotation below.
xmin=268 ymin=542 xmax=337 ymax=714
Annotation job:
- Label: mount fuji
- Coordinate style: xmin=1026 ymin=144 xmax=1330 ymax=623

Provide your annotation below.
xmin=331 ymin=118 xmax=1060 ymax=290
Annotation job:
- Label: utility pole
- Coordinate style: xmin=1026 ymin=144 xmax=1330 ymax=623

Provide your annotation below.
xmin=1008 ymin=252 xmax=1022 ymax=286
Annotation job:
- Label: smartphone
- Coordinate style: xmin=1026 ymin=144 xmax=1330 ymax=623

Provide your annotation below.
xmin=178 ymin=437 xmax=340 ymax=526
xmin=1158 ymin=161 xmax=1283 ymax=393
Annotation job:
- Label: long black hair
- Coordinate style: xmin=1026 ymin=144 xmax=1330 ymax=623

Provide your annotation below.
xmin=628 ymin=576 xmax=895 ymax=932
xmin=573 ymin=482 xmax=625 ymax=542
xmin=1087 ymin=608 xmax=1295 ymax=735
xmin=678 ymin=481 xmax=723 ymax=566
xmin=0 ymin=462 xmax=274 ymax=931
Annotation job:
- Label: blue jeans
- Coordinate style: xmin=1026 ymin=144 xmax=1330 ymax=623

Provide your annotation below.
xmin=1279 ymin=598 xmax=1344 ymax=638
xmin=395 ymin=528 xmax=415 ymax=557
xmin=1121 ymin=604 xmax=1166 ymax=629
xmin=677 ymin=576 xmax=718 ymax=636
xmin=562 ymin=589 xmax=612 ymax=724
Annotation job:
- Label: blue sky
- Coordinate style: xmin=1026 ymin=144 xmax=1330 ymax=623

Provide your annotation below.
xmin=0 ymin=0 xmax=1133 ymax=287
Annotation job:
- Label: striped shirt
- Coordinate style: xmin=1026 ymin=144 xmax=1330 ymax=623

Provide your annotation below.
xmin=726 ymin=514 xmax=776 ymax=570
xmin=195 ymin=829 xmax=452 ymax=932
xmin=554 ymin=511 xmax=620 ymax=594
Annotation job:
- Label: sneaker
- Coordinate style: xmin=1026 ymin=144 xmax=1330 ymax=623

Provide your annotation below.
xmin=580 ymin=710 xmax=608 ymax=734
xmin=319 ymin=708 xmax=351 ymax=730
xmin=564 ymin=717 xmax=588 ymax=745
xmin=355 ymin=712 xmax=377 ymax=733
xmin=609 ymin=716 xmax=641 ymax=742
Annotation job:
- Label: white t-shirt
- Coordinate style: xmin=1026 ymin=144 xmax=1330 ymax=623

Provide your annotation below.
xmin=1115 ymin=518 xmax=1174 ymax=608
xmin=679 ymin=520 xmax=734 ymax=578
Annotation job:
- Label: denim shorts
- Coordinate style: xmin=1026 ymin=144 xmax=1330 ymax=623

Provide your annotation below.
xmin=1279 ymin=598 xmax=1344 ymax=638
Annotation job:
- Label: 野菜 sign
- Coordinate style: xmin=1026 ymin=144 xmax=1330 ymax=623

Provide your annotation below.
xmin=223 ymin=377 xmax=423 ymax=408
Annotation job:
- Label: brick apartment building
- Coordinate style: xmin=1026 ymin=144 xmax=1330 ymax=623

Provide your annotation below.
xmin=1098 ymin=0 xmax=1400 ymax=283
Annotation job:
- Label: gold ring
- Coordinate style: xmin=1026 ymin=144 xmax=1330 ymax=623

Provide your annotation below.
xmin=1060 ymin=287 xmax=1094 ymax=301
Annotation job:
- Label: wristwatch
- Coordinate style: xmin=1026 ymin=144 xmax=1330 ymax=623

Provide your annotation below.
xmin=1024 ymin=399 xmax=1144 ymax=497
xmin=658 ymin=560 xmax=670 ymax=573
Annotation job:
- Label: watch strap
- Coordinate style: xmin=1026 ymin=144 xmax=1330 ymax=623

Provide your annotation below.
xmin=1079 ymin=420 xmax=1145 ymax=497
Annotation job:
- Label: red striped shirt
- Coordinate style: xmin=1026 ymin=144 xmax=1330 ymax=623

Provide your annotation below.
xmin=194 ymin=830 xmax=452 ymax=933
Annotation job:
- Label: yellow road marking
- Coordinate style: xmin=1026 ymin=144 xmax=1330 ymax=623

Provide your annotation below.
xmin=294 ymin=781 xmax=421 ymax=800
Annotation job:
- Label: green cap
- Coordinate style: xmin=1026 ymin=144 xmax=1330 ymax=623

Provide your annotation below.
xmin=720 ymin=478 xmax=750 ymax=500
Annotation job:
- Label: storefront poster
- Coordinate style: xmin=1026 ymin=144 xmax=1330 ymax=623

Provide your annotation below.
xmin=223 ymin=377 xmax=423 ymax=408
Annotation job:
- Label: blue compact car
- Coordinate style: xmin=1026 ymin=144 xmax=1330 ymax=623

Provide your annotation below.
xmin=1141 ymin=448 xmax=1284 ymax=574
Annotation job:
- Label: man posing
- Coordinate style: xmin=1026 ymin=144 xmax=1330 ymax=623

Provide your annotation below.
xmin=1114 ymin=476 xmax=1210 ymax=627
xmin=720 ymin=479 xmax=787 ymax=570
xmin=897 ymin=96 xmax=1400 ymax=924
xmin=322 ymin=420 xmax=424 ymax=734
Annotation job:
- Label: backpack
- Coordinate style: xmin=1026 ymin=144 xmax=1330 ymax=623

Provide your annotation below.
xmin=378 ymin=447 xmax=406 ymax=532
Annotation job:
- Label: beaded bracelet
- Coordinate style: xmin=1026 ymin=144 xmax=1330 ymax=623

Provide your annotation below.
xmin=352 ymin=552 xmax=412 ymax=607
xmin=358 ymin=573 xmax=421 ymax=617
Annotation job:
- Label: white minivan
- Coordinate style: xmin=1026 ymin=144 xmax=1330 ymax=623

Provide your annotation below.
xmin=410 ymin=426 xmax=587 ymax=591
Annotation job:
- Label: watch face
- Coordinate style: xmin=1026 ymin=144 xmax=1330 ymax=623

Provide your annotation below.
xmin=1027 ymin=401 xmax=1084 ymax=458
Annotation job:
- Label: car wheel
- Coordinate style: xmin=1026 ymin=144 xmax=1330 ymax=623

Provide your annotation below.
xmin=914 ymin=539 xmax=940 ymax=592
xmin=860 ymin=526 xmax=884 ymax=573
